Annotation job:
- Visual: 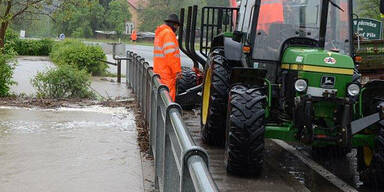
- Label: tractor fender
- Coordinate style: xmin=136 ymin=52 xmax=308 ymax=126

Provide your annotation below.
xmin=210 ymin=34 xmax=242 ymax=61
xmin=360 ymin=79 xmax=384 ymax=119
xmin=210 ymin=35 xmax=224 ymax=50
xmin=224 ymin=37 xmax=242 ymax=61
xmin=364 ymin=80 xmax=384 ymax=89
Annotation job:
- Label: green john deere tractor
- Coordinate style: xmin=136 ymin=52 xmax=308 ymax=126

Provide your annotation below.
xmin=178 ymin=0 xmax=384 ymax=186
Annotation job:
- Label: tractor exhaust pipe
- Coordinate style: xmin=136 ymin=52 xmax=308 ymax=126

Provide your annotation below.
xmin=179 ymin=8 xmax=189 ymax=57
xmin=190 ymin=5 xmax=207 ymax=67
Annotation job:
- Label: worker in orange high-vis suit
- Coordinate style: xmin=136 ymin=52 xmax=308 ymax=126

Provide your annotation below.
xmin=131 ymin=30 xmax=137 ymax=42
xmin=153 ymin=14 xmax=182 ymax=101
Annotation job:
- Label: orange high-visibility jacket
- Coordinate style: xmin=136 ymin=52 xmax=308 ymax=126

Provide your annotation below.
xmin=153 ymin=24 xmax=181 ymax=101
xmin=131 ymin=30 xmax=137 ymax=41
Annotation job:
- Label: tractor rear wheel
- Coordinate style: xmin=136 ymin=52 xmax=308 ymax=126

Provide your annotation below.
xmin=225 ymin=85 xmax=266 ymax=176
xmin=201 ymin=48 xmax=231 ymax=146
xmin=176 ymin=67 xmax=198 ymax=109
xmin=358 ymin=120 xmax=384 ymax=187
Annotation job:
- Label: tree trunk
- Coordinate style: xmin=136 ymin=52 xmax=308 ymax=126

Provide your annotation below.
xmin=0 ymin=22 xmax=9 ymax=51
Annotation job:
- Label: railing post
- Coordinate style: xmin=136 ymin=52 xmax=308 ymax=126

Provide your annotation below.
xmin=154 ymin=85 xmax=169 ymax=192
xmin=150 ymin=74 xmax=160 ymax=151
xmin=117 ymin=59 xmax=121 ymax=83
xmin=182 ymin=147 xmax=210 ymax=191
xmin=163 ymin=104 xmax=183 ymax=192
xmin=129 ymin=52 xmax=133 ymax=88
xmin=145 ymin=66 xmax=153 ymax=128
xmin=133 ymin=54 xmax=137 ymax=92
xmin=139 ymin=59 xmax=144 ymax=108
xmin=126 ymin=51 xmax=130 ymax=87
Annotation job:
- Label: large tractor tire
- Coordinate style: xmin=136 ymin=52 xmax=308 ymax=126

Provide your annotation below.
xmin=225 ymin=85 xmax=266 ymax=176
xmin=358 ymin=120 xmax=384 ymax=187
xmin=176 ymin=67 xmax=198 ymax=109
xmin=201 ymin=48 xmax=231 ymax=146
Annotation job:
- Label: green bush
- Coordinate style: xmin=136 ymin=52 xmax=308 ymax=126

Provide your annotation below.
xmin=3 ymin=29 xmax=54 ymax=56
xmin=3 ymin=29 xmax=19 ymax=55
xmin=13 ymin=39 xmax=54 ymax=56
xmin=0 ymin=54 xmax=16 ymax=97
xmin=50 ymin=40 xmax=107 ymax=76
xmin=32 ymin=65 xmax=95 ymax=99
xmin=5 ymin=28 xmax=19 ymax=42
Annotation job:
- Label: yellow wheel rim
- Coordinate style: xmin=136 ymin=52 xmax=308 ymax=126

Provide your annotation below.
xmin=202 ymin=68 xmax=212 ymax=125
xmin=363 ymin=146 xmax=373 ymax=167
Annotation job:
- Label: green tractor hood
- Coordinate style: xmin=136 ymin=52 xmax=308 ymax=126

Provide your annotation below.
xmin=282 ymin=47 xmax=355 ymax=75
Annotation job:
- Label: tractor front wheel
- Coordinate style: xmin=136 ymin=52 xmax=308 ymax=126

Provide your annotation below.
xmin=225 ymin=85 xmax=266 ymax=176
xmin=201 ymin=48 xmax=231 ymax=146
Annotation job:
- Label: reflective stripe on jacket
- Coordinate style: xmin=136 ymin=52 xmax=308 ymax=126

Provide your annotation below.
xmin=153 ymin=24 xmax=181 ymax=100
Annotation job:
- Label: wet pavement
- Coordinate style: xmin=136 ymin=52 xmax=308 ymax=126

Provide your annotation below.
xmin=0 ymin=106 xmax=143 ymax=192
xmin=90 ymin=76 xmax=131 ymax=99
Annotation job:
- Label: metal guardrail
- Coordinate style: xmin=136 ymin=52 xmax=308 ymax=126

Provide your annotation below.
xmin=99 ymin=59 xmax=122 ymax=83
xmin=125 ymin=50 xmax=219 ymax=192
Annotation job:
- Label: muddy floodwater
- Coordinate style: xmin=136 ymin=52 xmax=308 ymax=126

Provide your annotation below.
xmin=0 ymin=106 xmax=143 ymax=192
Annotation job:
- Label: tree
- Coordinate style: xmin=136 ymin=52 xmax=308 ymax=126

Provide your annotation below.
xmin=99 ymin=0 xmax=112 ymax=9
xmin=0 ymin=0 xmax=56 ymax=50
xmin=53 ymin=0 xmax=104 ymax=38
xmin=53 ymin=0 xmax=131 ymax=37
xmin=139 ymin=0 xmax=209 ymax=32
xmin=105 ymin=0 xmax=131 ymax=34
xmin=356 ymin=0 xmax=381 ymax=20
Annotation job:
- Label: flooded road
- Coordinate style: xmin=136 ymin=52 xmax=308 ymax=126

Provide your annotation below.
xmin=0 ymin=106 xmax=143 ymax=192
xmin=12 ymin=56 xmax=55 ymax=96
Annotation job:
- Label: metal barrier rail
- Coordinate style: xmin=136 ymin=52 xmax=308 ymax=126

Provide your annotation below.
xmin=125 ymin=50 xmax=218 ymax=192
xmin=99 ymin=59 xmax=122 ymax=83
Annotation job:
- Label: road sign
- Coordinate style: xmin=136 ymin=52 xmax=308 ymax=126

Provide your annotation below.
xmin=20 ymin=30 xmax=25 ymax=39
xmin=353 ymin=18 xmax=382 ymax=40
xmin=59 ymin=33 xmax=65 ymax=40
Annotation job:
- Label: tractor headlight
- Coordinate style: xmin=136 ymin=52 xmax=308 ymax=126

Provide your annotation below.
xmin=347 ymin=84 xmax=360 ymax=96
xmin=295 ymin=79 xmax=308 ymax=92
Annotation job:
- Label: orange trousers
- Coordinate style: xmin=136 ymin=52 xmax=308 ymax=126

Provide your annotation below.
xmin=160 ymin=78 xmax=176 ymax=101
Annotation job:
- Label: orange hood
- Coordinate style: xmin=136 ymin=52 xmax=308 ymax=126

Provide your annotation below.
xmin=155 ymin=24 xmax=172 ymax=36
